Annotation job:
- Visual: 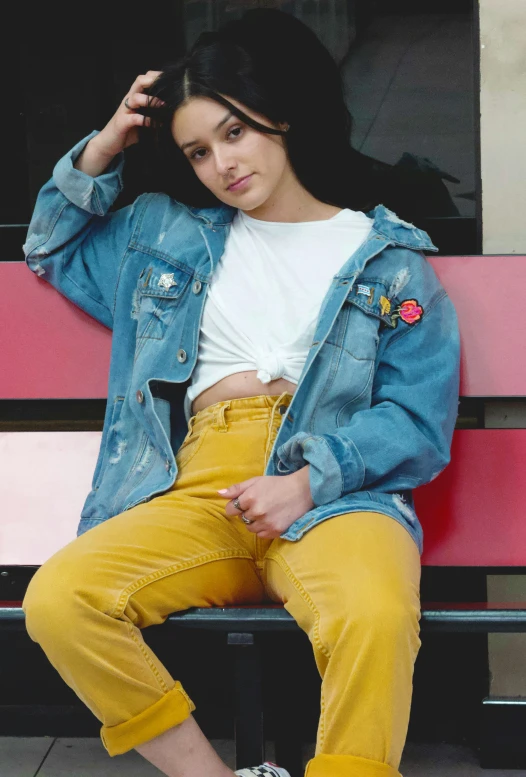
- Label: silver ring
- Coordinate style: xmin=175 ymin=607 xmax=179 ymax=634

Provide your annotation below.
xmin=233 ymin=497 xmax=242 ymax=511
xmin=241 ymin=514 xmax=253 ymax=525
xmin=124 ymin=97 xmax=133 ymax=110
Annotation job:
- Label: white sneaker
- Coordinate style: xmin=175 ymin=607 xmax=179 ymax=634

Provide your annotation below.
xmin=234 ymin=762 xmax=291 ymax=777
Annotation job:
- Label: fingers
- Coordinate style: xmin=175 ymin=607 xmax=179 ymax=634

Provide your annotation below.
xmin=136 ymin=70 xmax=163 ymax=86
xmin=124 ymin=92 xmax=166 ymax=111
xmin=123 ymin=71 xmax=165 ymax=121
xmin=225 ymin=509 xmax=277 ymax=538
xmin=130 ymin=71 xmax=164 ymax=98
xmin=137 ymin=113 xmax=152 ymax=127
xmin=225 ymin=498 xmax=249 ymax=520
xmin=249 ymin=525 xmax=279 ymax=540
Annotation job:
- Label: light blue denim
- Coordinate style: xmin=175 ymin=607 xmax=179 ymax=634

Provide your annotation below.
xmin=23 ymin=130 xmax=460 ymax=552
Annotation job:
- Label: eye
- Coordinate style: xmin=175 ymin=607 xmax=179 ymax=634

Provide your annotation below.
xmin=189 ymin=125 xmax=244 ymax=162
xmin=190 ymin=148 xmax=206 ymax=162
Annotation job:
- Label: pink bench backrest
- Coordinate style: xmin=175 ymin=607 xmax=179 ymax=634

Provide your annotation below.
xmin=1 ymin=262 xmax=111 ymax=399
xmin=415 ymin=429 xmax=526 ymax=565
xmin=1 ymin=256 xmax=525 ymax=564
xmin=4 ymin=256 xmax=526 ymax=399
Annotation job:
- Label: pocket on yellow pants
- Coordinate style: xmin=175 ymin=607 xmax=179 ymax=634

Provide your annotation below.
xmin=174 ymin=426 xmax=211 ymax=471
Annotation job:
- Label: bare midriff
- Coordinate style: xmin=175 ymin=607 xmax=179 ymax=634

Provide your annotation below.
xmin=191 ymin=371 xmax=297 ymax=416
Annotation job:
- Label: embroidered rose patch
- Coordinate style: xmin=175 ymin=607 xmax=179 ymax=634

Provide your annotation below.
xmin=391 ymin=299 xmax=423 ymax=325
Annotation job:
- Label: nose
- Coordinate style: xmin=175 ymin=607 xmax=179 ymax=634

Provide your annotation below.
xmin=213 ymin=147 xmax=237 ymax=177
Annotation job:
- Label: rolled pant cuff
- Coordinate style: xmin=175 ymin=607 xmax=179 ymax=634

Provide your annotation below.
xmin=100 ymin=681 xmax=196 ymax=756
xmin=305 ymin=754 xmax=401 ymax=777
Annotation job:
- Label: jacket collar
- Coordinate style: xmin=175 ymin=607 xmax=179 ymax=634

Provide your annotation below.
xmin=183 ymin=201 xmax=438 ymax=252
xmin=366 ymin=204 xmax=438 ymax=252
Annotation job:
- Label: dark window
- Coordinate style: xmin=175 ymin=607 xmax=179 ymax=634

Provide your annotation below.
xmin=2 ymin=0 xmax=479 ymax=260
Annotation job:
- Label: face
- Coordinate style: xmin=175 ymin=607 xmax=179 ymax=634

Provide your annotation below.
xmin=171 ymin=94 xmax=292 ymax=211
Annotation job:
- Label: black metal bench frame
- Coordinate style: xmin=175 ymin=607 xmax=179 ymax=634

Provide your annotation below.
xmin=2 ymin=599 xmax=526 ymax=775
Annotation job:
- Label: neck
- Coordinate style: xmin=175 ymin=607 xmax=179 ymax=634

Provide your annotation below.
xmin=242 ymin=168 xmax=342 ymax=223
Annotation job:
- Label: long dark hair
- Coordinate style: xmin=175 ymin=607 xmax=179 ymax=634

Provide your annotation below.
xmin=136 ymin=8 xmax=373 ymax=211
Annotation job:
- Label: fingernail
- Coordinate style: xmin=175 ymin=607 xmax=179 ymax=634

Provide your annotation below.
xmin=217 ymin=489 xmax=229 ymax=494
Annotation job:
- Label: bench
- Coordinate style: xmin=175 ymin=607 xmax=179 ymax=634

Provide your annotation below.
xmin=2 ymin=255 xmax=526 ymax=773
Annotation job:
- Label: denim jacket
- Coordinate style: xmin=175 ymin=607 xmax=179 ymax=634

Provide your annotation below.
xmin=23 ymin=130 xmax=460 ymax=553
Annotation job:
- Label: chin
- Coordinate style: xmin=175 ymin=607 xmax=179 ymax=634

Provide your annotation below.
xmin=218 ymin=182 xmax=270 ymax=211
xmin=220 ymin=195 xmax=260 ymax=210
xmin=233 ymin=191 xmax=271 ymax=212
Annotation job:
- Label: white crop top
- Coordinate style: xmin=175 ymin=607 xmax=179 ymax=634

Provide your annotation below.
xmin=183 ymin=207 xmax=374 ymax=422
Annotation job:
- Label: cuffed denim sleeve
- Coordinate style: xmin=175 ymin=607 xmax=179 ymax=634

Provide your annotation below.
xmin=22 ymin=130 xmax=141 ymax=329
xmin=277 ymin=291 xmax=460 ymax=506
xmin=52 ymin=130 xmax=125 ymax=215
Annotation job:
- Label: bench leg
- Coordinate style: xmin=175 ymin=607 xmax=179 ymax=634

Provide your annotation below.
xmin=273 ymin=654 xmax=304 ymax=777
xmin=228 ymin=632 xmax=264 ymax=770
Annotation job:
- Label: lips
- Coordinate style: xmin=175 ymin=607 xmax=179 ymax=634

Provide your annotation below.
xmin=227 ymin=174 xmax=252 ymax=191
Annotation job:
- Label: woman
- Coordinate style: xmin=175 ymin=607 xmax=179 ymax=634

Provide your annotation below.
xmin=21 ymin=9 xmax=460 ymax=777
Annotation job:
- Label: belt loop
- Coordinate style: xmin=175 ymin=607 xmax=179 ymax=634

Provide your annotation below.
xmin=273 ymin=391 xmax=290 ymax=419
xmin=216 ymin=400 xmax=231 ymax=432
xmin=265 ymin=395 xmax=285 ymax=464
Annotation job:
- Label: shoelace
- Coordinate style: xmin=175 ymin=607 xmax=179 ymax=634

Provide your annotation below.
xmin=234 ymin=762 xmax=290 ymax=776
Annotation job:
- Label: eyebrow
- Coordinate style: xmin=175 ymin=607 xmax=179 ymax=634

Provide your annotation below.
xmin=180 ymin=111 xmax=234 ymax=152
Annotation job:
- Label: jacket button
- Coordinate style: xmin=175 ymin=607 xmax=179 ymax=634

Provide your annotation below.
xmin=192 ymin=280 xmax=202 ymax=294
xmin=136 ymin=390 xmax=144 ymax=403
xmin=177 ymin=349 xmax=187 ymax=363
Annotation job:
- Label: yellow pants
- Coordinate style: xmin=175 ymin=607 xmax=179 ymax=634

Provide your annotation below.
xmin=23 ymin=393 xmax=421 ymax=777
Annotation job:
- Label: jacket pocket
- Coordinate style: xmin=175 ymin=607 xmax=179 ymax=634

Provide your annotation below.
xmin=308 ymin=294 xmax=380 ymax=430
xmin=135 ymin=260 xmax=192 ymax=341
xmin=337 ymin=287 xmax=385 ymax=360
